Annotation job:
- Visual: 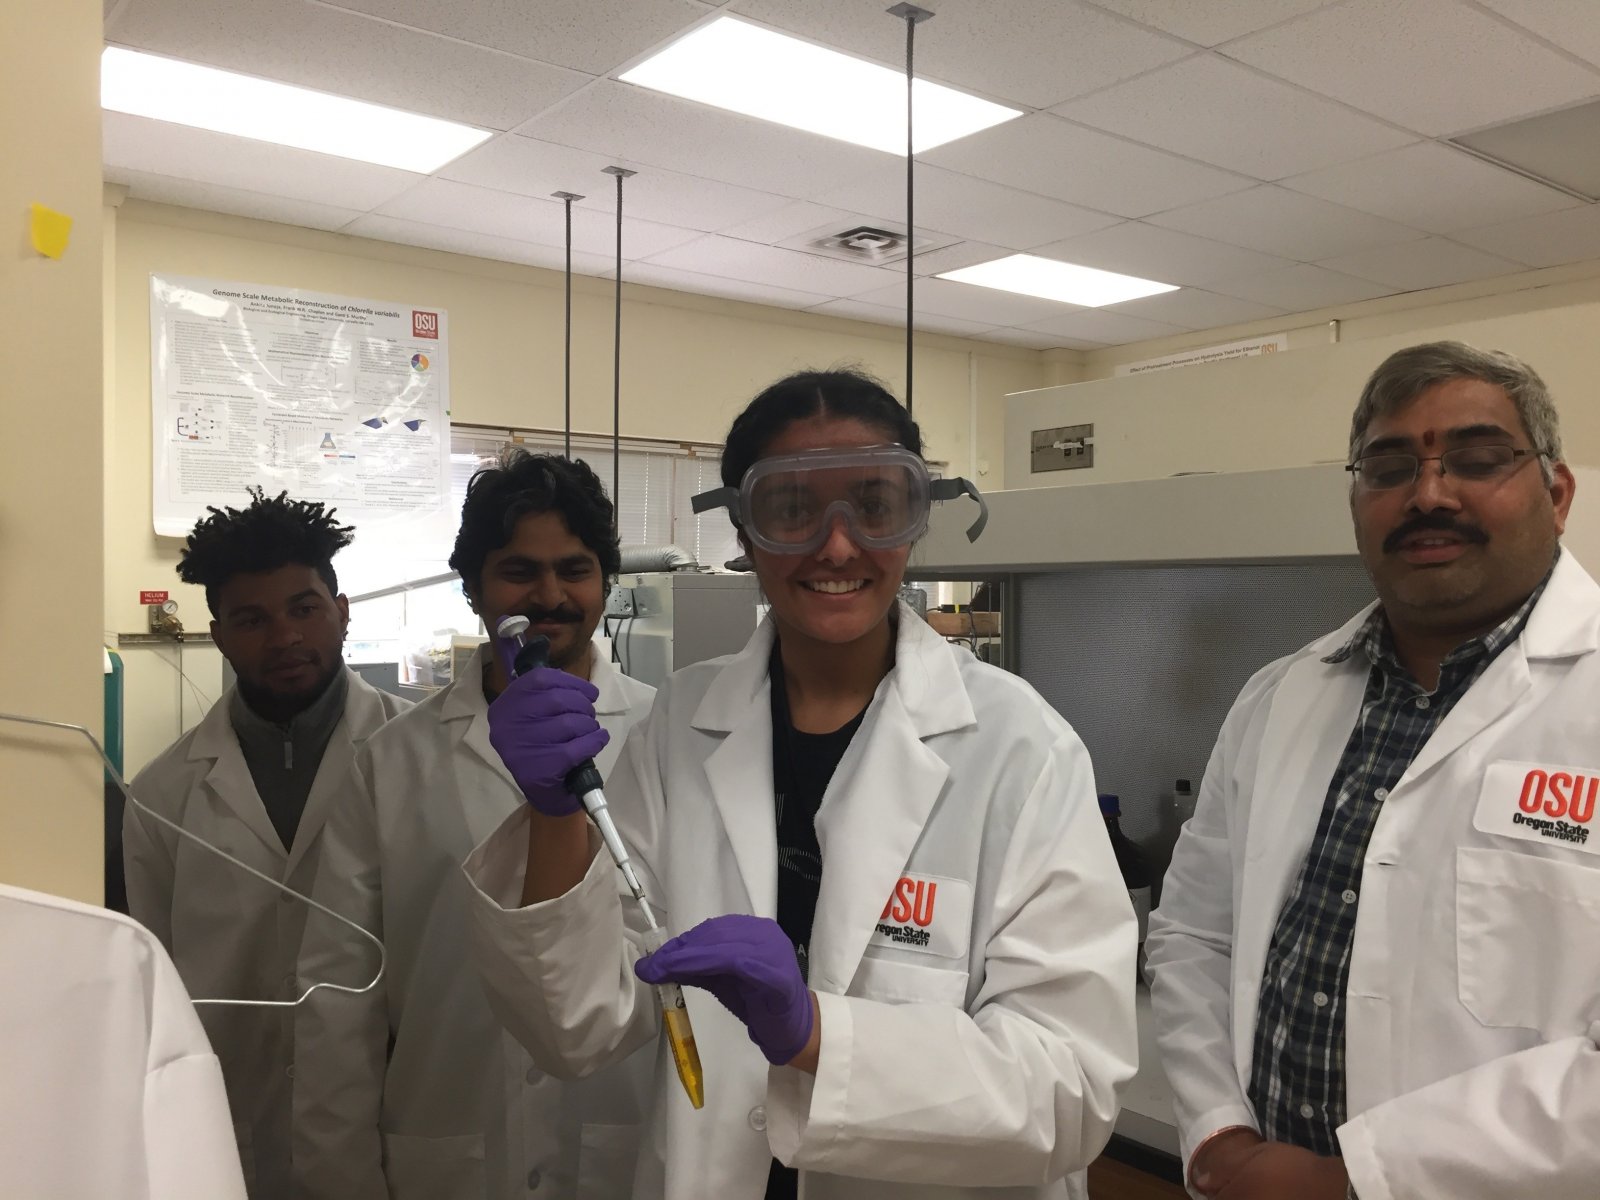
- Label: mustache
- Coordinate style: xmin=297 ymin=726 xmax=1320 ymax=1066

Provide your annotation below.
xmin=515 ymin=605 xmax=584 ymax=624
xmin=1382 ymin=513 xmax=1489 ymax=554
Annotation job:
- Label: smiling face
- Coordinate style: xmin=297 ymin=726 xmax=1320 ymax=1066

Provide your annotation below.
xmin=211 ymin=563 xmax=349 ymax=721
xmin=469 ymin=509 xmax=605 ymax=677
xmin=745 ymin=416 xmax=913 ymax=650
xmin=1350 ymin=376 xmax=1575 ymax=640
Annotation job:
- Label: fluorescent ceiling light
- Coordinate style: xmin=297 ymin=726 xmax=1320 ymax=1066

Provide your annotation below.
xmin=101 ymin=47 xmax=490 ymax=173
xmin=939 ymin=254 xmax=1179 ymax=307
xmin=619 ymin=16 xmax=1020 ymax=154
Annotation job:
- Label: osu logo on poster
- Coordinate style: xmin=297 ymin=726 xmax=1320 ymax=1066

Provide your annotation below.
xmin=412 ymin=310 xmax=439 ymax=339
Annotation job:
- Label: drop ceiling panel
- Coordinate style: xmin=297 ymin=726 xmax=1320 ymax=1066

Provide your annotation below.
xmin=1018 ymin=307 xmax=1189 ymax=344
xmin=374 ymin=178 xmax=702 ymax=258
xmin=1319 ymin=237 xmax=1527 ymax=291
xmin=517 ymin=81 xmax=891 ymax=201
xmin=642 ymin=235 xmax=902 ymax=297
xmin=622 ymin=263 xmax=834 ymax=311
xmin=715 ymin=201 xmax=859 ymax=245
xmin=985 ymin=327 xmax=1103 ymax=350
xmin=1452 ymin=99 xmax=1600 ymax=200
xmin=819 ymin=163 xmax=1120 ymax=250
xmin=1084 ymin=0 xmax=1338 ymax=48
xmin=1282 ymin=141 xmax=1581 ymax=233
xmin=103 ymin=111 xmax=424 ymax=211
xmin=1208 ymin=263 xmax=1394 ymax=309
xmin=852 ymin=277 xmax=1079 ymax=327
xmin=907 ymin=242 xmax=1016 ymax=278
xmin=441 ymin=134 xmax=792 ymax=232
xmin=317 ymin=0 xmax=708 ymax=75
xmin=107 ymin=0 xmax=584 ymax=131
xmin=1475 ymin=0 xmax=1600 ymax=72
xmin=926 ymin=113 xmax=1252 ymax=218
xmin=106 ymin=168 xmax=367 ymax=232
xmin=729 ymin=0 xmax=1190 ymax=109
xmin=1451 ymin=204 xmax=1600 ymax=269
xmin=1033 ymin=220 xmax=1293 ymax=286
xmin=1151 ymin=185 xmax=1424 ymax=260
xmin=1224 ymin=0 xmax=1600 ymax=137
xmin=808 ymin=298 xmax=1000 ymax=339
xmin=1055 ymin=55 xmax=1411 ymax=181
xmin=344 ymin=214 xmax=619 ymax=274
xmin=1103 ymin=287 xmax=1287 ymax=330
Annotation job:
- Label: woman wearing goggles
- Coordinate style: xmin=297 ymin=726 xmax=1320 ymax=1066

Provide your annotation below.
xmin=469 ymin=369 xmax=1137 ymax=1200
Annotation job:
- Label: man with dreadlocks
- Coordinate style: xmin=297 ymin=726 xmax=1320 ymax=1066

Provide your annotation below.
xmin=125 ymin=487 xmax=411 ymax=1200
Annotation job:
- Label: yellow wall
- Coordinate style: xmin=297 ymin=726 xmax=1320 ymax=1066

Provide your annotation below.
xmin=1007 ymin=261 xmax=1600 ymax=487
xmin=1 ymin=0 xmax=106 ymax=900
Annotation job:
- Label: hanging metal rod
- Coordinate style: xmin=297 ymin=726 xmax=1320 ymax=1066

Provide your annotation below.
xmin=888 ymin=3 xmax=933 ymax=418
xmin=602 ymin=166 xmax=636 ymax=525
xmin=551 ymin=190 xmax=584 ymax=458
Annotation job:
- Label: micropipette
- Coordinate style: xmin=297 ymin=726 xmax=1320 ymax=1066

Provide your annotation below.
xmin=496 ymin=615 xmax=705 ymax=1109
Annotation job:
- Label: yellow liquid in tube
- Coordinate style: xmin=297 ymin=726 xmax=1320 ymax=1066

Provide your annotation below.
xmin=661 ymin=989 xmax=705 ymax=1109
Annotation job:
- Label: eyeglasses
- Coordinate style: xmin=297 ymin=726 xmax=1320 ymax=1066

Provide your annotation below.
xmin=1346 ymin=444 xmax=1543 ymax=490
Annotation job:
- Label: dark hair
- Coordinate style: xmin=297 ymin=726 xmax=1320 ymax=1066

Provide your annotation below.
xmin=720 ymin=368 xmax=924 ymax=489
xmin=177 ymin=487 xmax=355 ymax=617
xmin=448 ymin=448 xmax=621 ymax=595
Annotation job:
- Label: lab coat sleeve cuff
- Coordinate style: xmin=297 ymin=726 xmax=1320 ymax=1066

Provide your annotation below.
xmin=1180 ymin=1105 xmax=1260 ymax=1184
xmin=765 ymin=989 xmax=854 ymax=1171
xmin=1185 ymin=1120 xmax=1260 ymax=1192
xmin=1337 ymin=1114 xmax=1394 ymax=1200
xmin=462 ymin=806 xmax=604 ymax=913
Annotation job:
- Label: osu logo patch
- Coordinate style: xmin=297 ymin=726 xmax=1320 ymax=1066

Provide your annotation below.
xmin=869 ymin=872 xmax=971 ymax=958
xmin=1474 ymin=760 xmax=1597 ymax=852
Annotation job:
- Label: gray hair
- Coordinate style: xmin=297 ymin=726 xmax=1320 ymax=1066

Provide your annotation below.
xmin=1348 ymin=340 xmax=1562 ymax=484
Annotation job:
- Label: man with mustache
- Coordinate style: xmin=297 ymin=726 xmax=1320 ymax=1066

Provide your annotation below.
xmin=294 ymin=450 xmax=656 ymax=1200
xmin=126 ymin=488 xmax=410 ymax=1198
xmin=1148 ymin=341 xmax=1600 ymax=1200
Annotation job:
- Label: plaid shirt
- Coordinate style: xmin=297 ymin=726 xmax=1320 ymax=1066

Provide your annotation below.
xmin=1247 ymin=567 xmax=1552 ymax=1156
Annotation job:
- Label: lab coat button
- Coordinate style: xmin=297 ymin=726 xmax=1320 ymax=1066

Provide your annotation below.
xmin=1313 ymin=991 xmax=1329 ymax=1008
xmin=1342 ymin=889 xmax=1357 ymax=904
xmin=526 ymin=1169 xmax=541 ymax=1189
xmin=1299 ymin=1103 xmax=1315 ymax=1119
xmin=748 ymin=1106 xmax=767 ymax=1132
xmin=286 ymin=1064 xmax=296 ymax=1079
xmin=525 ymin=1066 xmax=540 ymax=1085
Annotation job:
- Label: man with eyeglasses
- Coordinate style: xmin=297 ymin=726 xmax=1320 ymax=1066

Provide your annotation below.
xmin=1147 ymin=341 xmax=1599 ymax=1200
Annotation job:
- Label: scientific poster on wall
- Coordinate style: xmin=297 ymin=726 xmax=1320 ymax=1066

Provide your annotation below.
xmin=149 ymin=273 xmax=450 ymax=537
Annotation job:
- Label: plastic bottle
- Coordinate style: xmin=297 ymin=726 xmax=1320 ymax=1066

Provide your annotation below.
xmin=1099 ymin=793 xmax=1153 ymax=955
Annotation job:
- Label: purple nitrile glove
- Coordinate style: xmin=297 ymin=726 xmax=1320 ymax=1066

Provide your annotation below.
xmin=634 ymin=914 xmax=814 ymax=1065
xmin=487 ymin=657 xmax=610 ymax=817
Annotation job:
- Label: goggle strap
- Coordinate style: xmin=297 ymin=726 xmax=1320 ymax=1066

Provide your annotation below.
xmin=691 ymin=485 xmax=739 ymax=517
xmin=929 ymin=476 xmax=990 ymax=543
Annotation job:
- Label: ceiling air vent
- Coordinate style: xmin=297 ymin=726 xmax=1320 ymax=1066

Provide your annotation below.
xmin=780 ymin=222 xmax=956 ymax=265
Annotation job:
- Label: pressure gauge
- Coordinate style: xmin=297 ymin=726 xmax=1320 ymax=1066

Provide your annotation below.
xmin=161 ymin=599 xmax=179 ymax=617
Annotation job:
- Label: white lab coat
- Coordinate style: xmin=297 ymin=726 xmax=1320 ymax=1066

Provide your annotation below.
xmin=124 ymin=668 xmax=409 ymax=1197
xmin=1146 ymin=550 xmax=1600 ymax=1200
xmin=464 ymin=605 xmax=1137 ymax=1200
xmin=0 ymin=881 xmax=247 ymax=1200
xmin=294 ymin=646 xmax=656 ymax=1200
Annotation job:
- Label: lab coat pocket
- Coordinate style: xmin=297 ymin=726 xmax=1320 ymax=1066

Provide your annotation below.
xmin=380 ymin=1131 xmax=485 ymax=1200
xmin=1457 ymin=847 xmax=1600 ymax=1039
xmin=851 ymin=956 xmax=970 ymax=1007
xmin=576 ymin=1121 xmax=641 ymax=1200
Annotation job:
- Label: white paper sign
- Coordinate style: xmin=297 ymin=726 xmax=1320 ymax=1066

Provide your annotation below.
xmin=150 ymin=274 xmax=450 ymax=537
xmin=1115 ymin=334 xmax=1290 ymax=377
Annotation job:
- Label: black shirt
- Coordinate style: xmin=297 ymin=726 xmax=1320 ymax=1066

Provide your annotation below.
xmin=765 ymin=647 xmax=865 ymax=1200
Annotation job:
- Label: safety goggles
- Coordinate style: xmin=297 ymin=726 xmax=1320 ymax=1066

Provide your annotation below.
xmin=691 ymin=445 xmax=988 ymax=556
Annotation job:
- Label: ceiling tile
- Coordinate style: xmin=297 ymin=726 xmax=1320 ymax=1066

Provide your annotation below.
xmin=1476 ymin=0 xmax=1600 ymax=72
xmin=908 ymin=241 xmax=1016 ymax=278
xmin=318 ymin=0 xmax=707 ymax=75
xmin=1224 ymin=0 xmax=1600 ymax=137
xmin=819 ymin=163 xmax=1120 ymax=250
xmin=107 ymin=0 xmax=587 ymax=131
xmin=374 ymin=178 xmax=702 ymax=259
xmin=984 ymin=327 xmax=1099 ymax=350
xmin=103 ymin=111 xmax=423 ymax=211
xmin=926 ymin=113 xmax=1252 ymax=218
xmin=1208 ymin=263 xmax=1394 ymax=309
xmin=641 ymin=235 xmax=901 ymax=297
xmin=1054 ymin=54 xmax=1412 ymax=180
xmin=1452 ymin=203 xmax=1600 ymax=268
xmin=808 ymin=298 xmax=1000 ymax=339
xmin=714 ymin=201 xmax=859 ymax=244
xmin=1103 ymin=287 xmax=1288 ymax=330
xmin=517 ymin=80 xmax=891 ymax=202
xmin=1318 ymin=237 xmax=1527 ymax=291
xmin=729 ymin=0 xmax=1190 ymax=109
xmin=344 ymin=214 xmax=618 ymax=275
xmin=441 ymin=134 xmax=792 ymax=232
xmin=1150 ymin=185 xmax=1425 ymax=260
xmin=1084 ymin=0 xmax=1337 ymax=47
xmin=1282 ymin=141 xmax=1581 ymax=233
xmin=106 ymin=168 xmax=366 ymax=231
xmin=1019 ymin=308 xmax=1190 ymax=344
xmin=852 ymin=277 xmax=1079 ymax=327
xmin=1452 ymin=99 xmax=1600 ymax=200
xmin=622 ymin=263 xmax=834 ymax=311
xmin=1032 ymin=221 xmax=1293 ymax=286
